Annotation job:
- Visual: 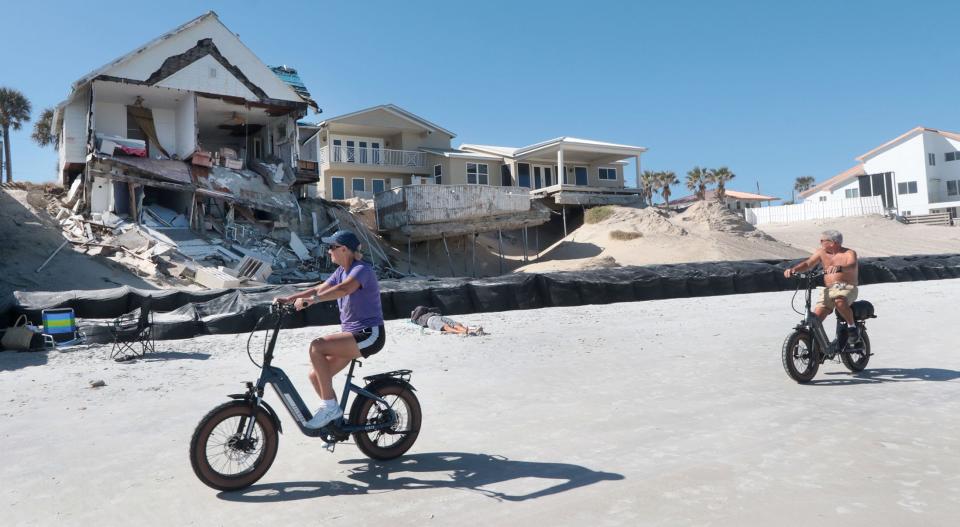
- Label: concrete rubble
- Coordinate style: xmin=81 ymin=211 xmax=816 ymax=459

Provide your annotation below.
xmin=43 ymin=164 xmax=405 ymax=290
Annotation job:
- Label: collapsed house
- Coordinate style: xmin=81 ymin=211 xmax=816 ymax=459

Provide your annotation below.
xmin=48 ymin=12 xmax=400 ymax=287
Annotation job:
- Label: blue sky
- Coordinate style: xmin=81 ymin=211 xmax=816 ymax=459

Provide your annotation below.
xmin=3 ymin=0 xmax=959 ymax=202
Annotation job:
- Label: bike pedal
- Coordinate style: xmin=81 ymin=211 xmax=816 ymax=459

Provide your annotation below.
xmin=323 ymin=442 xmax=336 ymax=453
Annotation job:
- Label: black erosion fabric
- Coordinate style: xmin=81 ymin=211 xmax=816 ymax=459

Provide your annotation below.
xmin=5 ymin=254 xmax=960 ymax=342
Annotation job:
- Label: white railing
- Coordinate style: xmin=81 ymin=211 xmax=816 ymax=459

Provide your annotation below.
xmin=319 ymin=145 xmax=425 ymax=169
xmin=744 ymin=196 xmax=884 ymax=226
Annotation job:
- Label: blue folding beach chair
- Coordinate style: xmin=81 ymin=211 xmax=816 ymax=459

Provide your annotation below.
xmin=41 ymin=308 xmax=83 ymax=347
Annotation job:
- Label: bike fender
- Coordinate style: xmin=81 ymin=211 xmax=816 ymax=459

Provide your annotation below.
xmin=227 ymin=393 xmax=283 ymax=434
xmin=363 ymin=377 xmax=417 ymax=394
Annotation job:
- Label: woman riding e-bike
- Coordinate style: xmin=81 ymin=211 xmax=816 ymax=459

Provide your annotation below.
xmin=274 ymin=229 xmax=385 ymax=429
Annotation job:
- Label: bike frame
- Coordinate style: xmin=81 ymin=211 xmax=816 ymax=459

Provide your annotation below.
xmin=798 ymin=273 xmax=832 ymax=356
xmin=238 ymin=308 xmax=397 ymax=443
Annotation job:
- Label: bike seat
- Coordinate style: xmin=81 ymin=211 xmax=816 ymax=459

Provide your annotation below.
xmin=851 ymin=300 xmax=876 ymax=320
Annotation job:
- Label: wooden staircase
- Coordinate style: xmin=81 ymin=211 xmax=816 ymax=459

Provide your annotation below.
xmin=903 ymin=212 xmax=953 ymax=226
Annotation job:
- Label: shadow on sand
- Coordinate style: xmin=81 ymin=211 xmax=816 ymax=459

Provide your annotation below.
xmin=811 ymin=367 xmax=960 ymax=386
xmin=218 ymin=451 xmax=624 ymax=502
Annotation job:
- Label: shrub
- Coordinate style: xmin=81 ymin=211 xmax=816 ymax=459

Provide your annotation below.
xmin=609 ymin=229 xmax=642 ymax=240
xmin=585 ymin=206 xmax=614 ymax=224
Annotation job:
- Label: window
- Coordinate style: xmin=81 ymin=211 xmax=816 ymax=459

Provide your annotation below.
xmin=331 ymin=177 xmax=345 ymax=200
xmin=598 ymin=167 xmax=617 ymax=180
xmin=501 ymin=165 xmax=512 ymax=186
xmin=929 ymin=153 xmax=936 ymax=166
xmin=517 ymin=163 xmax=531 ymax=188
xmin=434 ymin=164 xmax=442 ymax=185
xmin=844 ymin=188 xmax=860 ymax=199
xmin=372 ymin=179 xmax=385 ymax=194
xmin=352 ymin=178 xmax=365 ymax=195
xmin=897 ymin=181 xmax=918 ymax=195
xmin=332 ymin=139 xmax=342 ymax=162
xmin=819 ymin=196 xmax=828 ymax=202
xmin=947 ymin=180 xmax=959 ymax=196
xmin=946 ymin=152 xmax=956 ymax=162
xmin=467 ymin=163 xmax=489 ymax=184
xmin=574 ymin=166 xmax=588 ymax=185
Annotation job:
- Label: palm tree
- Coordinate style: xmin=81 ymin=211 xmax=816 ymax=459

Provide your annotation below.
xmin=640 ymin=170 xmax=658 ymax=206
xmin=793 ymin=175 xmax=816 ymax=202
xmin=658 ymin=170 xmax=678 ymax=206
xmin=685 ymin=166 xmax=709 ymax=200
xmin=0 ymin=87 xmax=32 ymax=183
xmin=709 ymin=167 xmax=735 ymax=201
xmin=32 ymin=107 xmax=56 ymax=148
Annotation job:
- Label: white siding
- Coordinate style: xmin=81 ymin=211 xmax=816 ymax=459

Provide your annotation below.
xmin=103 ymin=16 xmax=300 ymax=102
xmin=60 ymin=93 xmax=90 ymax=165
xmin=93 ymin=101 xmax=126 ymax=137
xmin=175 ymin=94 xmax=196 ymax=158
xmin=863 ymin=133 xmax=926 ymax=214
xmin=152 ymin=107 xmax=177 ymax=156
xmin=156 ymin=55 xmax=258 ymax=100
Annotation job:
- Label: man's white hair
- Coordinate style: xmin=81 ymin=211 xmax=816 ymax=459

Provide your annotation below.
xmin=821 ymin=230 xmax=843 ymax=244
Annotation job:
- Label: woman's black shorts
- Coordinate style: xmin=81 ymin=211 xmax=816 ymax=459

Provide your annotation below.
xmin=352 ymin=325 xmax=385 ymax=358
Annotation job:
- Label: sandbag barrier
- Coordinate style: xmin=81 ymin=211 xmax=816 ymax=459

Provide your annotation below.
xmin=4 ymin=254 xmax=960 ymax=344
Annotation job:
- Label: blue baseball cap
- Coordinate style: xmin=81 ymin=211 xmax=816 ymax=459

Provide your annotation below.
xmin=322 ymin=230 xmax=361 ymax=251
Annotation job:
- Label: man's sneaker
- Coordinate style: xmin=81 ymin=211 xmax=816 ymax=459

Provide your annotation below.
xmin=305 ymin=405 xmax=343 ymax=429
xmin=846 ymin=326 xmax=860 ymax=346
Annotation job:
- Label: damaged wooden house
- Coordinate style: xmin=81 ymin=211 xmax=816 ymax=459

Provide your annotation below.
xmin=51 ymin=12 xmax=327 ymax=287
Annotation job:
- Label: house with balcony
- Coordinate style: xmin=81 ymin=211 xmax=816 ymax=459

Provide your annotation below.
xmin=800 ymin=126 xmax=960 ymax=219
xmin=460 ymin=137 xmax=648 ymax=206
xmin=53 ymin=11 xmax=317 ymax=223
xmin=298 ymin=104 xmax=514 ymax=200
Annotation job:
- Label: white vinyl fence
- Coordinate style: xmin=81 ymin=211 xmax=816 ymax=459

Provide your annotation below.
xmin=745 ymin=196 xmax=884 ymax=226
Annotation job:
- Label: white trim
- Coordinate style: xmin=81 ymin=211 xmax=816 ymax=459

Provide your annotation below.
xmin=573 ymin=165 xmax=589 ymax=185
xmin=598 ymin=166 xmax=618 ymax=180
xmin=466 ymin=162 xmax=490 ymax=185
xmin=351 ymin=177 xmax=366 ymax=195
xmin=314 ymin=104 xmax=456 ymax=138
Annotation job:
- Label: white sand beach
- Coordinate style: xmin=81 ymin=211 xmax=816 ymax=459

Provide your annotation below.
xmin=3 ymin=278 xmax=960 ymax=526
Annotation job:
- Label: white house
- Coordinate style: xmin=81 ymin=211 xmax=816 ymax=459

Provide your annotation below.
xmin=53 ymin=11 xmax=317 ymax=218
xmin=800 ymin=126 xmax=960 ymax=218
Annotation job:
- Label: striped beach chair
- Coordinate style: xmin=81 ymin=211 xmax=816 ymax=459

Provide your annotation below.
xmin=41 ymin=308 xmax=83 ymax=347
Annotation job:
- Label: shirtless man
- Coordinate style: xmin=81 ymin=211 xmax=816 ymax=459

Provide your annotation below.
xmin=783 ymin=230 xmax=860 ymax=344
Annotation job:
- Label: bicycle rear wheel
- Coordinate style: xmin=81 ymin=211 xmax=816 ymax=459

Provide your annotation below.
xmin=349 ymin=382 xmax=421 ymax=460
xmin=189 ymin=401 xmax=279 ymax=491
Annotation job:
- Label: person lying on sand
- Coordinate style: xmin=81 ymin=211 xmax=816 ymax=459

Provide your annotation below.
xmin=410 ymin=306 xmax=485 ymax=336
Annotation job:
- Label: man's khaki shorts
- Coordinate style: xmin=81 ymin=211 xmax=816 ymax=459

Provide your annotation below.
xmin=816 ymin=283 xmax=858 ymax=311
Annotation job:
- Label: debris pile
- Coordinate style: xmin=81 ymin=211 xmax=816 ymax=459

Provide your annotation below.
xmin=41 ymin=169 xmax=402 ymax=289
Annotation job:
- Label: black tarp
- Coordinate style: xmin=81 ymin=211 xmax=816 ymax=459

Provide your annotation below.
xmin=4 ymin=253 xmax=960 ymax=344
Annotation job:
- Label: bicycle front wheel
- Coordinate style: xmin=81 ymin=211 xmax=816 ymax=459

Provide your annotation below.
xmin=189 ymin=401 xmax=279 ymax=491
xmin=349 ymin=382 xmax=421 ymax=460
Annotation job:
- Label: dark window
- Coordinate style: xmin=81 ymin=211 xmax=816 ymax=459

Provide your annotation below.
xmin=372 ymin=142 xmax=381 ymax=164
xmin=346 ymin=141 xmax=355 ymax=163
xmin=467 ymin=163 xmax=488 ymax=184
xmin=501 ymin=165 xmax=512 ymax=186
xmin=333 ymin=139 xmax=342 ymax=162
xmin=434 ymin=164 xmax=442 ymax=185
xmin=946 ymin=152 xmax=956 ymax=162
xmin=352 ymin=178 xmax=365 ymax=193
xmin=598 ymin=167 xmax=617 ymax=180
xmin=518 ymin=163 xmax=531 ymax=188
xmin=929 ymin=153 xmax=936 ymax=166
xmin=947 ymin=180 xmax=958 ymax=196
xmin=575 ymin=166 xmax=588 ymax=185
xmin=331 ymin=177 xmax=345 ymax=200
xmin=372 ymin=179 xmax=385 ymax=194
xmin=359 ymin=141 xmax=368 ymax=163
xmin=897 ymin=181 xmax=918 ymax=195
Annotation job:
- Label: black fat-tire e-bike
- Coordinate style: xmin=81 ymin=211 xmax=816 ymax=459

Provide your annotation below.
xmin=782 ymin=270 xmax=877 ymax=383
xmin=189 ymin=303 xmax=422 ymax=491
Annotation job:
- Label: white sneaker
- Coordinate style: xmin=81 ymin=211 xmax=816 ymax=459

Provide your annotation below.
xmin=305 ymin=405 xmax=343 ymax=429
